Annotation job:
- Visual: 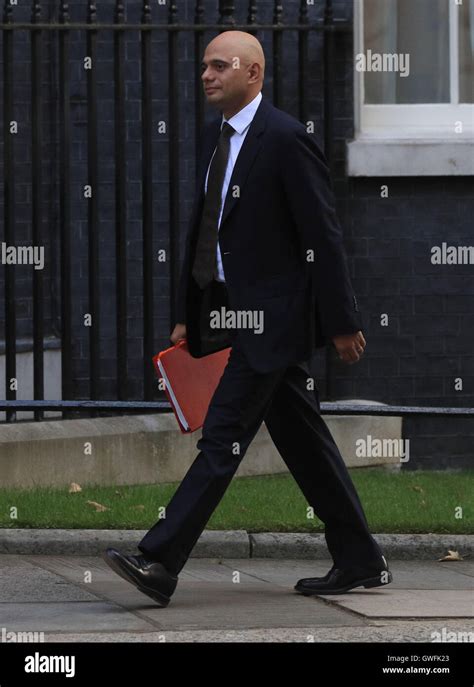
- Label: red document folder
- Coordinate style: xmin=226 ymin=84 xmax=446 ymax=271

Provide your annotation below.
xmin=152 ymin=340 xmax=231 ymax=433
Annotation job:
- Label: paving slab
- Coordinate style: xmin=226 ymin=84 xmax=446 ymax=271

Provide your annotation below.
xmin=23 ymin=555 xmax=361 ymax=631
xmin=0 ymin=601 xmax=157 ymax=633
xmin=216 ymin=558 xmax=331 ymax=585
xmin=0 ymin=555 xmax=95 ymax=602
xmin=139 ymin=583 xmax=362 ymax=630
xmin=224 ymin=559 xmax=474 ymax=590
xmin=327 ymin=589 xmax=474 ymax=618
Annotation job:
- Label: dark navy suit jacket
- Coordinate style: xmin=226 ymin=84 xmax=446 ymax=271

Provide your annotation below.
xmin=176 ymin=96 xmax=362 ymax=373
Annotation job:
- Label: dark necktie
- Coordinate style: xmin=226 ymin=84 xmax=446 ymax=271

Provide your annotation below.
xmin=192 ymin=121 xmax=235 ymax=289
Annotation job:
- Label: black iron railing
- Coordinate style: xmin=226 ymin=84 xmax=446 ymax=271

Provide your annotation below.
xmin=0 ymin=400 xmax=473 ymax=419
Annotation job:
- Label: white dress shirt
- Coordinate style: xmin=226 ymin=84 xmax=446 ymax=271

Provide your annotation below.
xmin=204 ymin=91 xmax=263 ymax=282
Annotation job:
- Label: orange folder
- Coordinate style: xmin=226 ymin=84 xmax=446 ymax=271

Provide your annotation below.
xmin=152 ymin=340 xmax=231 ymax=433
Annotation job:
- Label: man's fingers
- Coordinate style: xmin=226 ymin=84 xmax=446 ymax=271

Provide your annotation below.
xmin=356 ymin=331 xmax=366 ymax=349
xmin=170 ymin=323 xmax=187 ymax=345
xmin=350 ymin=349 xmax=360 ymax=362
xmin=339 ymin=344 xmax=363 ymax=363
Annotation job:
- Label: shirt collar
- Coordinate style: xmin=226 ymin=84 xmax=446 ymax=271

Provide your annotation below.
xmin=221 ymin=91 xmax=262 ymax=135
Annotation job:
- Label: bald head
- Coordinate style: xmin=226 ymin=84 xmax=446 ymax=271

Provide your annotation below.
xmin=201 ymin=31 xmax=265 ymax=118
xmin=207 ymin=31 xmax=265 ymax=80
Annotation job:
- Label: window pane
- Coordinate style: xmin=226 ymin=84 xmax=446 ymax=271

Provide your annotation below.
xmin=459 ymin=0 xmax=474 ymax=102
xmin=363 ymin=0 xmax=450 ymax=104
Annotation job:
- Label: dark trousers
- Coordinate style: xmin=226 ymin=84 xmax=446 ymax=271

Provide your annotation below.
xmin=138 ymin=285 xmax=383 ymax=576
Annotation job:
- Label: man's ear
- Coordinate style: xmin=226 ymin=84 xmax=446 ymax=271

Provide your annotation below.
xmin=248 ymin=62 xmax=262 ymax=84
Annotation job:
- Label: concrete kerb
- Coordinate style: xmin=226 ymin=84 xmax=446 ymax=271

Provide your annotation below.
xmin=0 ymin=529 xmax=472 ymax=561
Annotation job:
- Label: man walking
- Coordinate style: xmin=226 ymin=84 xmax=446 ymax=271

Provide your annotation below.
xmin=104 ymin=31 xmax=391 ymax=607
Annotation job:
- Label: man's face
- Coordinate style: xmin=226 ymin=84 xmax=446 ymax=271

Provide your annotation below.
xmin=200 ymin=49 xmax=250 ymax=108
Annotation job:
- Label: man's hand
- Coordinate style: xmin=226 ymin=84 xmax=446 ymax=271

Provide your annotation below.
xmin=170 ymin=323 xmax=187 ymax=345
xmin=332 ymin=331 xmax=366 ymax=364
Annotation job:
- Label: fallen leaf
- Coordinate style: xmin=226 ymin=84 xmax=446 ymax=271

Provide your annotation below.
xmin=132 ymin=505 xmax=145 ymax=511
xmin=412 ymin=486 xmax=424 ymax=493
xmin=86 ymin=500 xmax=109 ymax=512
xmin=69 ymin=482 xmax=82 ymax=493
xmin=438 ymin=549 xmax=464 ymax=562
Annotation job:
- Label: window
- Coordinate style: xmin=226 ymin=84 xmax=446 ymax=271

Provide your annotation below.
xmin=348 ymin=0 xmax=474 ymax=176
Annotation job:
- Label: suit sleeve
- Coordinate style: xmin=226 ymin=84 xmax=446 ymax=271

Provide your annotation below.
xmin=280 ymin=127 xmax=363 ymax=338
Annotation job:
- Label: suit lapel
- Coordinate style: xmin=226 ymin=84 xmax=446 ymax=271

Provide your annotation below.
xmin=193 ymin=97 xmax=271 ymax=234
xmin=220 ymin=98 xmax=270 ymax=231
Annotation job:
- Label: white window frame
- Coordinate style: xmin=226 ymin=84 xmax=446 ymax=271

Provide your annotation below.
xmin=348 ymin=0 xmax=474 ymax=176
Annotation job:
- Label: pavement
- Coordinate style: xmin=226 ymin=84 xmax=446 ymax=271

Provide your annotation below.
xmin=0 ymin=553 xmax=473 ymax=643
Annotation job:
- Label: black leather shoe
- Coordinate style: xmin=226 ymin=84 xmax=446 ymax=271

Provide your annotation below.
xmin=295 ymin=560 xmax=392 ymax=595
xmin=103 ymin=548 xmax=178 ymax=607
xmin=296 ymin=564 xmax=336 ymax=587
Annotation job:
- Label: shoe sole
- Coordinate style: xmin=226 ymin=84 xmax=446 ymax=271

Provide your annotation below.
xmin=294 ymin=571 xmax=393 ymax=596
xmin=102 ymin=551 xmax=171 ymax=607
